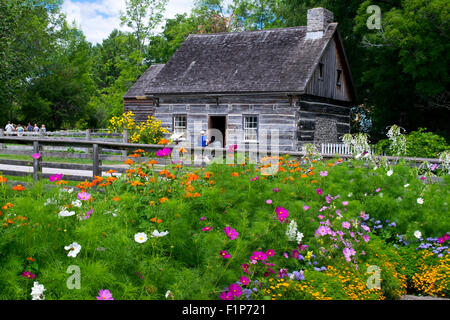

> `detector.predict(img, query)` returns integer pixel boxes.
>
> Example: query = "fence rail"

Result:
[0,136,443,182]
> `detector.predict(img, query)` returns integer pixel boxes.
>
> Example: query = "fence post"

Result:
[33,141,42,181]
[39,128,45,137]
[86,129,91,141]
[122,129,128,157]
[0,129,3,150]
[92,143,102,178]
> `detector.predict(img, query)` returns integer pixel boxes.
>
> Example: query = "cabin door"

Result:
[208,115,227,147]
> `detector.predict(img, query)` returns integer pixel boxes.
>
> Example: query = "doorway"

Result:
[208,115,226,146]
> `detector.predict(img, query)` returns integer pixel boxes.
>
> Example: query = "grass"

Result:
[0,152,449,300]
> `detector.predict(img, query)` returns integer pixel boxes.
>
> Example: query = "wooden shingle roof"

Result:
[124,63,165,99]
[144,23,342,95]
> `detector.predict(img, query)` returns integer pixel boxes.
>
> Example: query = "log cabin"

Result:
[124,7,356,151]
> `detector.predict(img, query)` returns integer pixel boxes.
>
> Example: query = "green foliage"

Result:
[376,128,449,158]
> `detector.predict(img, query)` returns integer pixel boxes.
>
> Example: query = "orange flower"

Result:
[150,217,163,224]
[308,171,315,176]
[178,147,187,154]
[106,169,117,174]
[205,172,214,179]
[301,174,308,178]
[147,160,158,165]
[2,203,13,210]
[232,172,239,177]
[311,180,318,184]
[158,138,170,145]
[129,153,141,158]
[159,197,169,203]
[134,149,145,153]
[112,197,121,202]
[12,185,25,191]
[192,192,201,198]
[131,181,144,186]
[55,180,68,185]
[106,176,117,183]
[0,176,7,183]
[124,159,134,165]
[187,173,198,182]
[328,163,335,167]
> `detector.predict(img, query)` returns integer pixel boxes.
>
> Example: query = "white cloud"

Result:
[61,0,195,44]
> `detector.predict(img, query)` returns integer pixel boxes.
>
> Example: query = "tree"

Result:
[120,0,168,56]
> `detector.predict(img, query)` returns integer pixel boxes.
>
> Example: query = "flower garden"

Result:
[0,146,449,300]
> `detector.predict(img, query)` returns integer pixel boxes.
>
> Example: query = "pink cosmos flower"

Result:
[342,247,356,262]
[316,189,323,195]
[320,171,328,177]
[228,284,242,298]
[227,145,238,153]
[275,206,289,223]
[375,188,381,193]
[251,251,267,261]
[224,226,239,240]
[318,215,324,220]
[220,291,234,300]
[201,226,212,232]
[278,268,288,278]
[220,250,231,259]
[315,225,331,236]
[444,233,450,241]
[22,271,36,279]
[265,249,275,257]
[32,153,41,160]
[83,209,93,220]
[362,235,370,242]
[266,199,272,204]
[49,174,63,182]
[96,289,114,300]
[241,264,250,274]
[77,191,91,201]
[342,222,350,229]
[303,205,309,211]
[342,201,349,206]
[283,252,289,259]
[200,216,207,221]
[156,148,172,157]
[272,188,280,192]
[240,276,249,286]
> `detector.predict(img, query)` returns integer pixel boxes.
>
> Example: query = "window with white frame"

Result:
[244,116,258,142]
[173,115,187,137]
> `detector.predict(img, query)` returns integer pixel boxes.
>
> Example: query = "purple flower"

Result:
[250,176,259,181]
[272,188,280,192]
[303,205,309,211]
[32,153,41,160]
[342,201,349,206]
[376,188,381,193]
[220,250,231,259]
[278,268,288,278]
[96,289,114,300]
[315,225,331,236]
[224,226,239,240]
[316,189,323,195]
[362,235,370,242]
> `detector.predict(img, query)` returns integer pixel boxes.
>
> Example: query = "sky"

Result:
[61,0,197,44]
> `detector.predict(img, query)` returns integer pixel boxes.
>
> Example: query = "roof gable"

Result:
[144,24,341,95]
[124,64,165,99]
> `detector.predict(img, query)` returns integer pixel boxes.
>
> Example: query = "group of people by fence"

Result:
[4,122,46,136]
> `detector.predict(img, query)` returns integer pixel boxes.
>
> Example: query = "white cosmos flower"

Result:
[134,232,148,243]
[414,230,422,239]
[31,281,46,300]
[44,198,56,206]
[165,290,172,299]
[58,209,76,217]
[404,184,410,188]
[417,198,424,204]
[151,230,169,238]
[64,242,81,258]
[387,169,393,176]
[71,200,82,208]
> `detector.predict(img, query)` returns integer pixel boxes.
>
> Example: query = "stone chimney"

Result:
[306,7,334,40]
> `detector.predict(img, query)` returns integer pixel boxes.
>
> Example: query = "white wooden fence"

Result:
[319,143,378,155]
